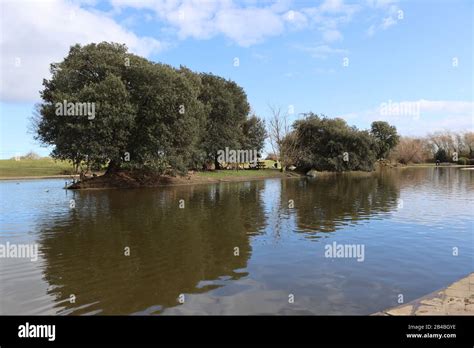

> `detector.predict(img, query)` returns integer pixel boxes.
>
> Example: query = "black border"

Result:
[0,315,473,346]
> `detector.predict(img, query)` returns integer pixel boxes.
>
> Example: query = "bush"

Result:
[291,114,378,172]
[457,157,469,165]
[435,148,448,162]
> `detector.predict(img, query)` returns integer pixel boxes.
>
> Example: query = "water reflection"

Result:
[1,168,472,315]
[281,171,399,235]
[37,183,266,314]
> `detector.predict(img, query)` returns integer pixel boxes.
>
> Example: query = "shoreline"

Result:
[374,273,474,315]
[0,174,79,181]
[1,164,472,184]
[65,170,303,190]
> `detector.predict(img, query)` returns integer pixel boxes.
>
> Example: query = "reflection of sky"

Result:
[1,170,473,315]
[0,180,69,314]
[390,182,473,228]
[242,169,473,314]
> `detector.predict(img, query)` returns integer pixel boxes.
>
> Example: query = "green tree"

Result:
[125,62,206,174]
[370,121,400,159]
[34,42,206,175]
[198,73,250,169]
[435,148,448,162]
[34,42,266,175]
[241,115,267,153]
[292,113,377,172]
[35,43,136,173]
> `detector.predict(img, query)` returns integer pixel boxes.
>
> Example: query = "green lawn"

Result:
[0,158,75,177]
[196,169,283,179]
[402,163,469,168]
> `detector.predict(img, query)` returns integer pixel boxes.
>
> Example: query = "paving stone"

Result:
[386,305,413,315]
[415,305,445,315]
[376,273,474,316]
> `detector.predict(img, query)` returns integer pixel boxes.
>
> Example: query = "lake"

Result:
[0,167,472,315]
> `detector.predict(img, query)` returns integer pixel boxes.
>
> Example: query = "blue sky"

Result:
[0,0,472,158]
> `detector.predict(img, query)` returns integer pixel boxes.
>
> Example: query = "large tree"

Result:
[35,43,136,173]
[241,114,267,153]
[291,113,377,172]
[34,42,206,175]
[267,105,294,171]
[124,62,206,174]
[198,73,250,169]
[389,137,429,164]
[370,121,400,159]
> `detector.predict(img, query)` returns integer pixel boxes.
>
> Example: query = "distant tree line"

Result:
[34,42,469,176]
[269,109,400,172]
[269,109,473,171]
[33,42,266,175]
[389,131,474,165]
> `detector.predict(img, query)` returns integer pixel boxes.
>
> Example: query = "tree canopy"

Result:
[34,42,402,176]
[34,42,266,174]
[289,114,377,172]
[370,121,400,159]
[280,114,399,172]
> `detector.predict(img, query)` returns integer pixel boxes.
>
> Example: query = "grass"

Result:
[2,158,469,179]
[0,158,75,177]
[0,157,284,180]
[401,163,470,168]
[196,168,284,179]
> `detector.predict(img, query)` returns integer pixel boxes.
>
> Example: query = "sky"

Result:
[0,0,473,158]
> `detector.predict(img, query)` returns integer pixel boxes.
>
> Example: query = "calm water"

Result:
[0,168,472,315]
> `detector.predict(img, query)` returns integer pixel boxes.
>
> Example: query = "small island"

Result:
[28,42,435,190]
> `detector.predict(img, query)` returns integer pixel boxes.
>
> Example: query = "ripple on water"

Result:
[0,168,472,315]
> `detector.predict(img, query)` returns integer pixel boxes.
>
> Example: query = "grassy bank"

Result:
[399,163,471,168]
[68,169,299,189]
[2,158,470,180]
[0,158,75,178]
[196,168,283,179]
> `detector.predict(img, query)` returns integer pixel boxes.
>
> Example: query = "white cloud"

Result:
[322,29,343,42]
[252,52,269,63]
[107,0,401,58]
[0,0,413,102]
[215,7,284,47]
[0,0,164,102]
[294,44,348,59]
[365,0,399,9]
[381,16,397,29]
[365,0,402,36]
[320,0,344,13]
[111,0,362,48]
[336,100,474,136]
[283,10,308,30]
[319,0,359,16]
[112,0,287,46]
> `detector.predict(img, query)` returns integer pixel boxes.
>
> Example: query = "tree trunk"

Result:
[214,154,221,170]
[279,156,286,172]
[106,160,120,175]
